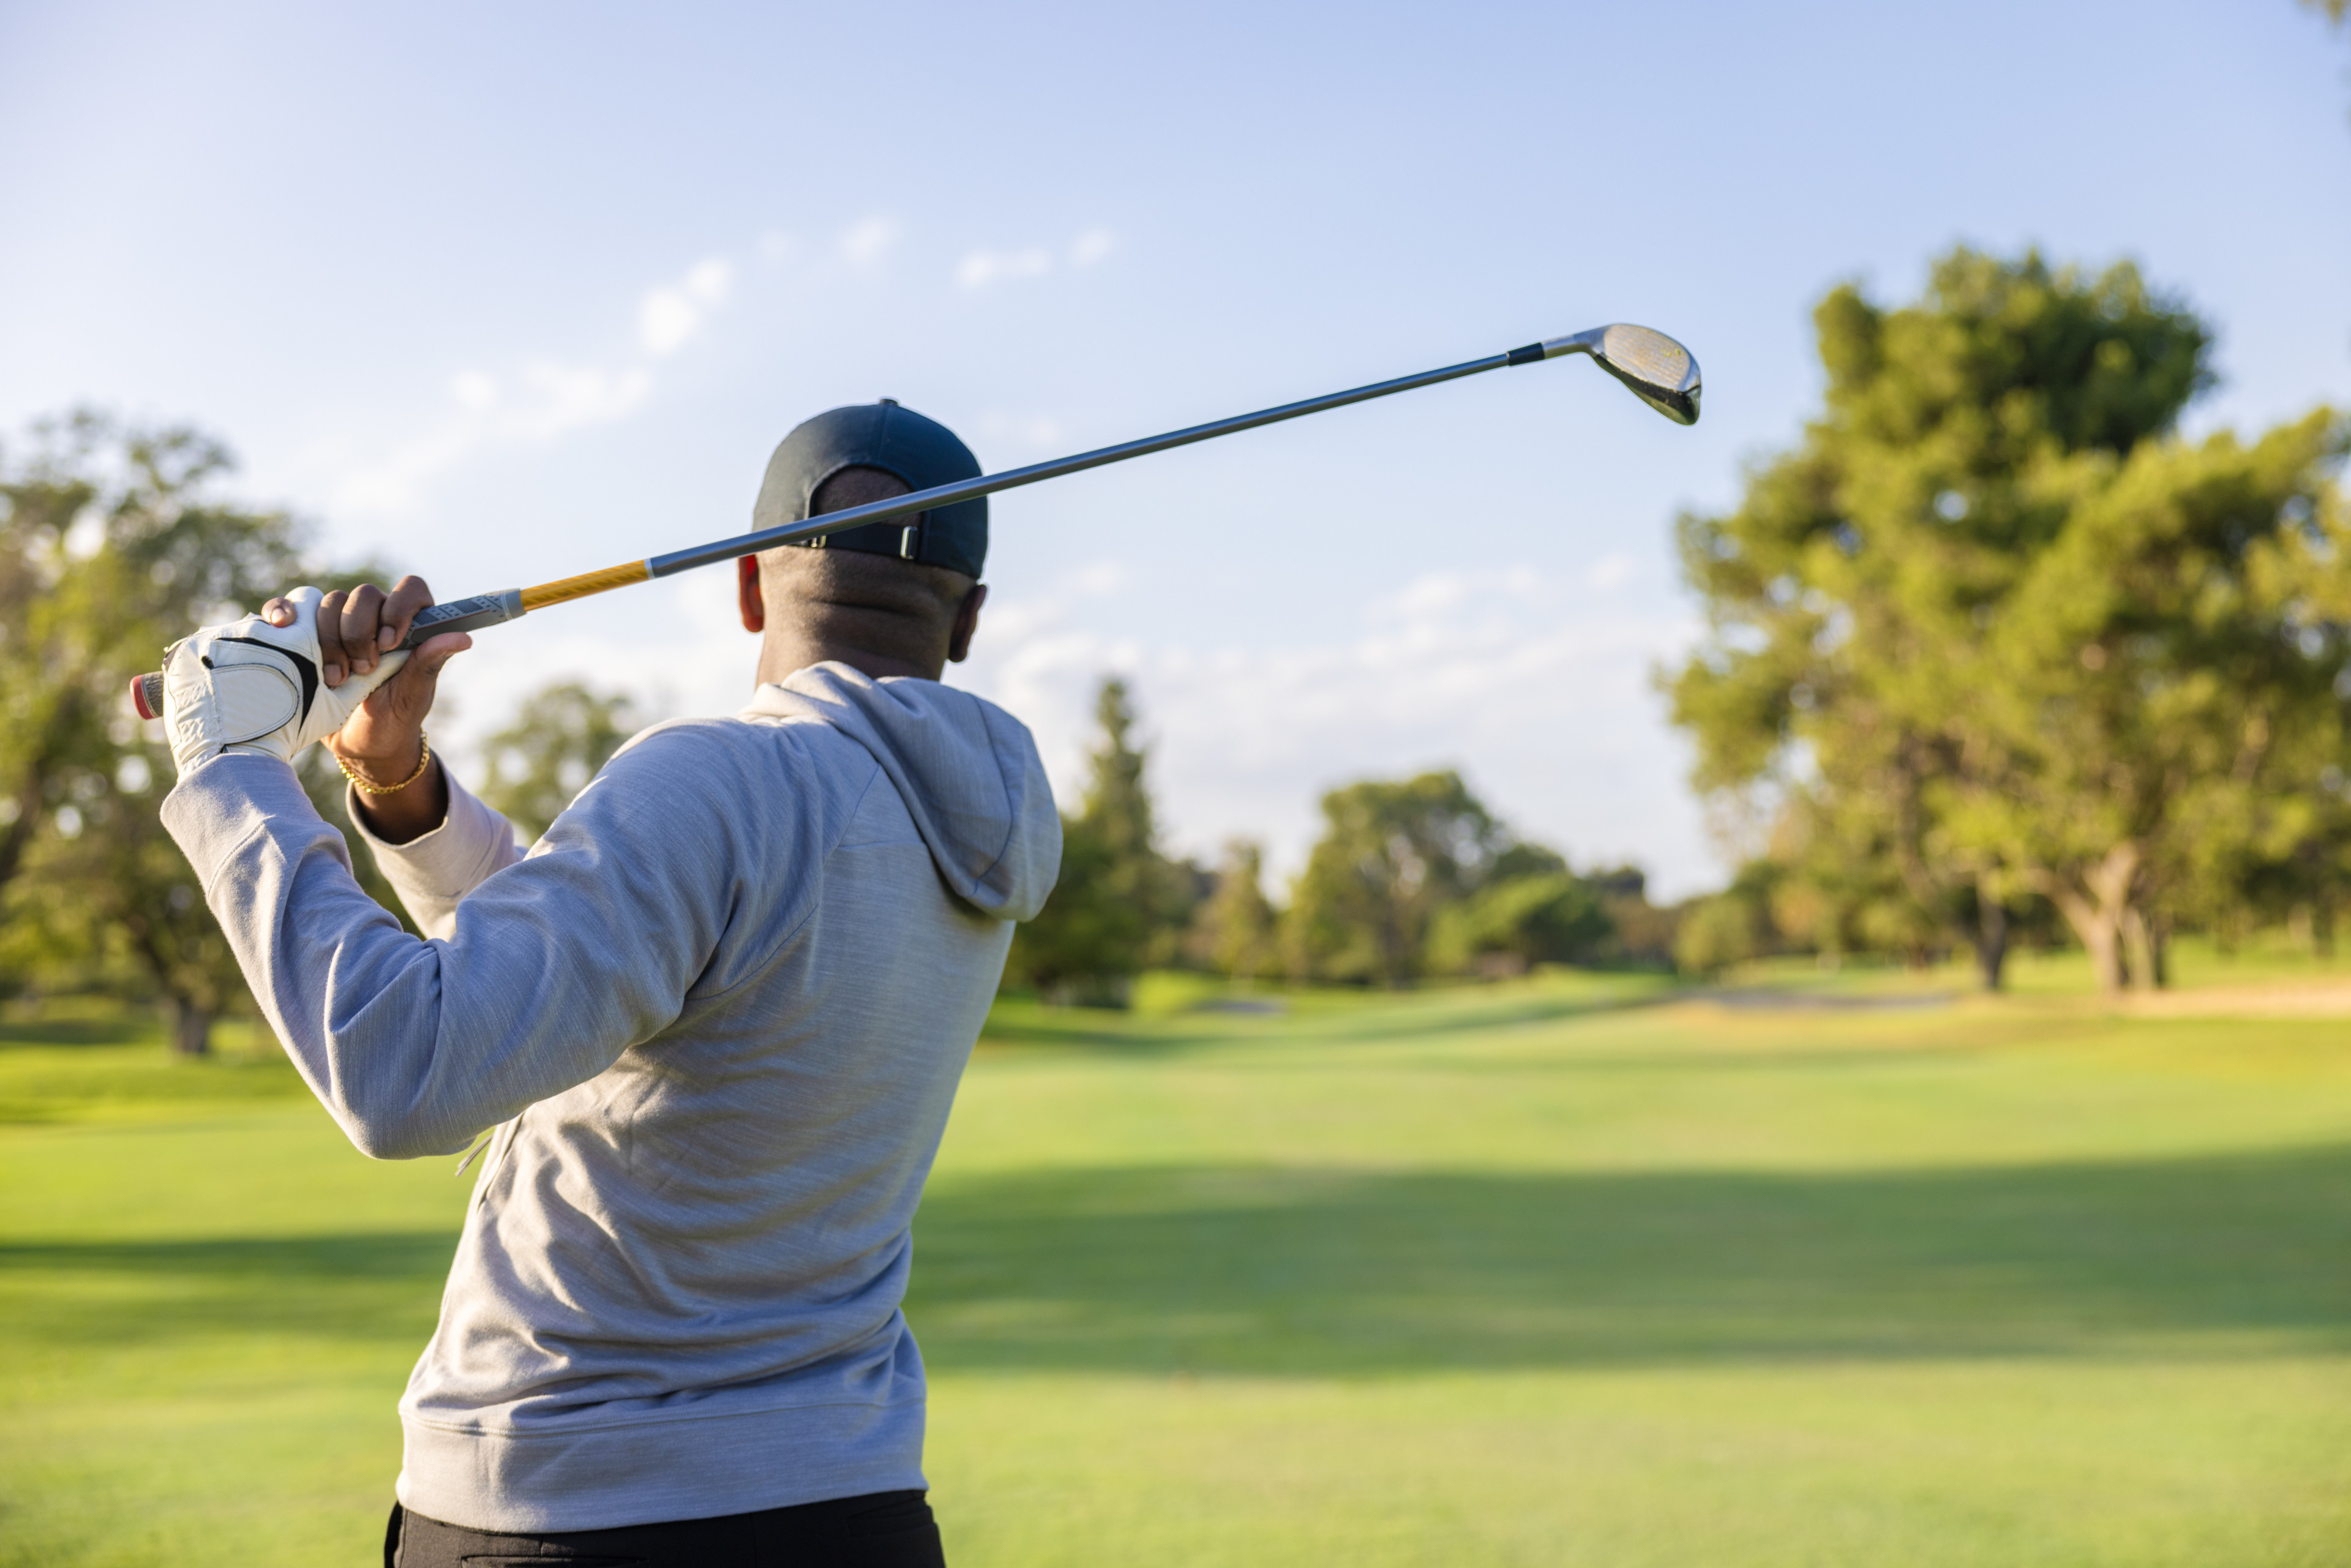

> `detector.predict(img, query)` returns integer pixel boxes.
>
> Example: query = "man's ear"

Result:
[737,556,765,633]
[946,583,988,664]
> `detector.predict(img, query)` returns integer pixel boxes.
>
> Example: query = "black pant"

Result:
[384,1490,944,1567]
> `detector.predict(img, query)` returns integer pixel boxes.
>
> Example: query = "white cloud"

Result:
[449,370,498,411]
[640,293,697,356]
[1586,551,1636,591]
[975,410,1067,451]
[956,246,1054,290]
[957,229,1119,291]
[1063,560,1129,596]
[330,360,653,517]
[683,258,731,302]
[311,219,1129,538]
[638,255,734,356]
[322,250,732,517]
[328,422,484,518]
[504,362,651,439]
[951,565,1712,895]
[838,216,901,265]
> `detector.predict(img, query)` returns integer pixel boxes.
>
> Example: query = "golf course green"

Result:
[7,959,2351,1565]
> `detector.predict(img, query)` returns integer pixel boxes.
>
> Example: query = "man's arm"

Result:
[163,730,741,1160]
[157,582,730,1158]
[347,767,523,940]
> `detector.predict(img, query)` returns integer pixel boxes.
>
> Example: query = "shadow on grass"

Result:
[1369,1043,1997,1076]
[15,1145,2348,1377]
[0,1231,458,1343]
[1704,988,1956,1012]
[0,1047,307,1123]
[980,981,1678,1056]
[906,1144,2351,1375]
[978,1017,1245,1052]
[0,1017,157,1048]
[1273,986,1678,1045]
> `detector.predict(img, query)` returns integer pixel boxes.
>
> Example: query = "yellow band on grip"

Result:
[518,560,652,612]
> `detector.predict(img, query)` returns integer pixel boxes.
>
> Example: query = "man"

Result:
[156,402,1060,1567]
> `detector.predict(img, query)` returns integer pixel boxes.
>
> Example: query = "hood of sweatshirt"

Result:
[741,662,1060,922]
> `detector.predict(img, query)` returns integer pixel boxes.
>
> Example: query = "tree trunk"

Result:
[0,754,51,902]
[2036,842,2139,996]
[2121,906,2161,992]
[2080,913,2127,994]
[1973,879,2009,992]
[165,997,212,1056]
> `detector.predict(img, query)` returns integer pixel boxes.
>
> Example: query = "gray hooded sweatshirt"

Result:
[159,663,1060,1533]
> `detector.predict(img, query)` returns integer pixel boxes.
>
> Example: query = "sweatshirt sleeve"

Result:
[345,767,523,940]
[161,738,749,1160]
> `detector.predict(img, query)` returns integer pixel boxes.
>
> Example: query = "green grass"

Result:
[7,973,2351,1564]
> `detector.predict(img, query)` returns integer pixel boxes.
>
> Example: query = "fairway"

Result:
[7,972,2351,1565]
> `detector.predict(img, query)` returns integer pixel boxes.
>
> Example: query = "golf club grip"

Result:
[125,589,532,719]
[397,588,529,650]
[130,671,164,722]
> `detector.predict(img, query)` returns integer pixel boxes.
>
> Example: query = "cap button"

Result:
[879,398,899,407]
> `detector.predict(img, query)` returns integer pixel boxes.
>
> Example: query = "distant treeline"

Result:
[999,679,1679,1005]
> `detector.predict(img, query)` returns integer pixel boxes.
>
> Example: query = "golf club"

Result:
[131,323,1700,719]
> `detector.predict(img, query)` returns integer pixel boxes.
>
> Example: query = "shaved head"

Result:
[746,465,984,683]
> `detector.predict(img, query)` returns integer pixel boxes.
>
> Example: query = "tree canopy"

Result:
[1005,678,1198,1002]
[1670,248,2349,991]
[479,681,640,842]
[0,412,408,1049]
[1282,771,1502,986]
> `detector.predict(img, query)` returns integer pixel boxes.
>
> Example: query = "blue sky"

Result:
[3,0,2345,895]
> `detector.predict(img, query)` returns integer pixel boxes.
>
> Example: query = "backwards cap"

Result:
[751,400,987,579]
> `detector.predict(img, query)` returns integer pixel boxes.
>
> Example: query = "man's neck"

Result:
[755,631,940,688]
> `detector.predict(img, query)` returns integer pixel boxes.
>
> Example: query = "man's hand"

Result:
[258,579,472,845]
[161,583,412,778]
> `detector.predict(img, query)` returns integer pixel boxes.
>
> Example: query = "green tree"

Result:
[1283,770,1502,986]
[1190,838,1278,981]
[1586,865,1682,969]
[0,410,407,1050]
[1673,863,1785,978]
[1426,866,1612,977]
[1005,678,1191,1003]
[1670,248,2348,992]
[479,681,640,842]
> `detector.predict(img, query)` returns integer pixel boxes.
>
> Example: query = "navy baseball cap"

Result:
[750,400,987,579]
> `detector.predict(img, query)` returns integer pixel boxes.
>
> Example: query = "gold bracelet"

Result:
[335,732,432,797]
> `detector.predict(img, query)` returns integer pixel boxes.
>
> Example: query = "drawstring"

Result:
[455,1128,497,1177]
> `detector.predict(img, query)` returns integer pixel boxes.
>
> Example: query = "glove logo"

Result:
[211,636,320,730]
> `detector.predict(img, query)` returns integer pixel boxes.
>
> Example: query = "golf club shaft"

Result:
[392,342,1551,649]
[133,323,1692,718]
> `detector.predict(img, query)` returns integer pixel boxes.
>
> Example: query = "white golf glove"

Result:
[162,585,408,778]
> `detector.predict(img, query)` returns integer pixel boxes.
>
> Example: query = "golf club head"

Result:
[1543,324,1702,425]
